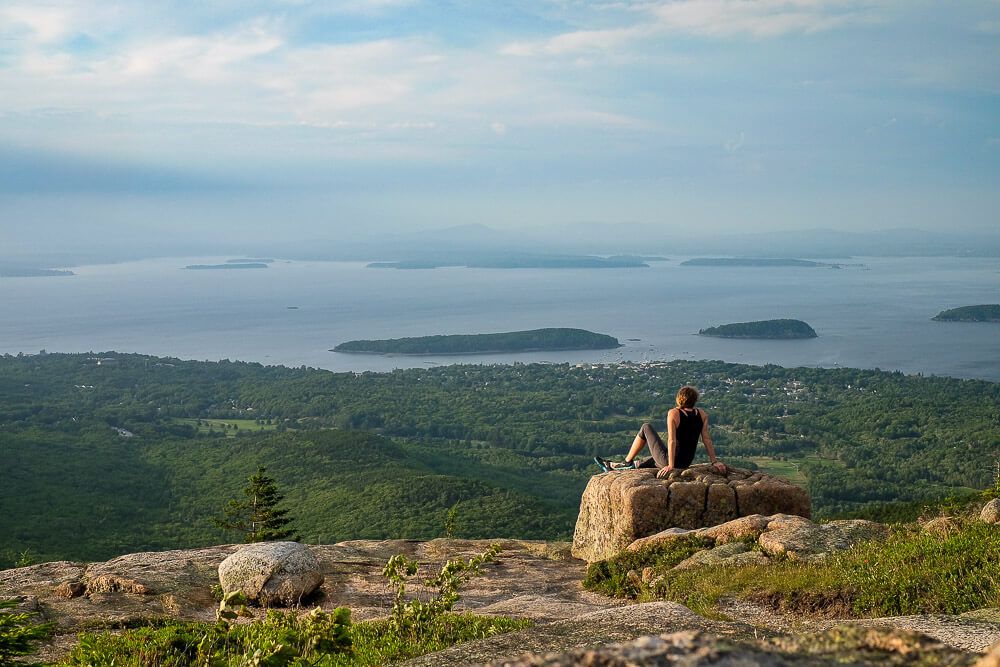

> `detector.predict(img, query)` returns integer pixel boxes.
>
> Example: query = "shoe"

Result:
[594,456,611,472]
[609,460,637,471]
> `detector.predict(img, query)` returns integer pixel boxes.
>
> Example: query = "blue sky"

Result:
[1,0,998,252]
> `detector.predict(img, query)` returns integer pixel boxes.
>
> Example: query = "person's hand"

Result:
[656,466,673,479]
[711,461,728,474]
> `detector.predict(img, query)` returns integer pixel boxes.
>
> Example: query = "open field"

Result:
[174,418,279,437]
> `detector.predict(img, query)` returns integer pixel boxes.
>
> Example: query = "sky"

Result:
[1,0,998,255]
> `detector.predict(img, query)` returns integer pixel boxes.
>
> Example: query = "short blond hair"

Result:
[676,386,699,408]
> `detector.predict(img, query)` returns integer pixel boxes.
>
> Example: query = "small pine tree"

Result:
[215,466,298,542]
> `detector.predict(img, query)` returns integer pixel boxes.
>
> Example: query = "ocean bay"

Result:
[2,255,998,381]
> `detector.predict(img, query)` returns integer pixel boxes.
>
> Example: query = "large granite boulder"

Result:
[572,465,810,562]
[218,541,323,606]
[982,499,1000,525]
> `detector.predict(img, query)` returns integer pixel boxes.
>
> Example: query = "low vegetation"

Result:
[0,598,54,664]
[583,518,1000,619]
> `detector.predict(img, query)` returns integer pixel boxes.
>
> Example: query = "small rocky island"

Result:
[333,327,622,355]
[699,319,818,339]
[932,304,1000,322]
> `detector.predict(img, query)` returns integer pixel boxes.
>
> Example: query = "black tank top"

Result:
[674,408,703,469]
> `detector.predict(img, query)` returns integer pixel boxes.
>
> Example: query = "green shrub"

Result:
[383,544,501,641]
[62,611,528,666]
[63,606,352,666]
[0,598,54,664]
[345,613,531,665]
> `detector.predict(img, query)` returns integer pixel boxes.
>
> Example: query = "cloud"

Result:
[111,20,283,79]
[501,26,644,57]
[0,5,74,43]
[649,0,876,38]
[502,0,881,57]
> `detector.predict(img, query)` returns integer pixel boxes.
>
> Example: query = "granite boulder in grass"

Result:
[218,541,323,606]
[572,465,810,562]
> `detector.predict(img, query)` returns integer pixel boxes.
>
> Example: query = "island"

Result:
[932,305,1000,322]
[682,258,829,267]
[332,328,622,355]
[226,258,275,264]
[184,263,269,270]
[367,255,648,269]
[367,261,459,270]
[698,319,818,339]
[0,267,74,277]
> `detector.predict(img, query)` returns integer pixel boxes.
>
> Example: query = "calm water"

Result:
[1,256,998,381]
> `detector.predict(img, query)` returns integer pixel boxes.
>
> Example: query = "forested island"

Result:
[932,304,1000,322]
[333,328,622,354]
[1,352,997,567]
[682,258,841,268]
[699,319,818,339]
[184,263,269,270]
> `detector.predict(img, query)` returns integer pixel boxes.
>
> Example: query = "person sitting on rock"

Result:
[595,385,726,478]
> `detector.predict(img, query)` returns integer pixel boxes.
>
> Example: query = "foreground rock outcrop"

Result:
[573,465,811,562]
[1,538,997,664]
[485,627,983,667]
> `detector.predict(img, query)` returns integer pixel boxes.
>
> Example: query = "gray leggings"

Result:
[634,422,670,468]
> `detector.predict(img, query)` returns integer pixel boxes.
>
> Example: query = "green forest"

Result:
[1,352,997,567]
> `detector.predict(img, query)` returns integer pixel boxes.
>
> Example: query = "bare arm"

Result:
[665,408,679,468]
[699,409,726,472]
[657,409,680,478]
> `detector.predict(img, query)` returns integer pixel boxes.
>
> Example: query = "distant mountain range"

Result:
[4,225,998,269]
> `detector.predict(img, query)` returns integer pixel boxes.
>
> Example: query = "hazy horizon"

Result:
[2,0,998,258]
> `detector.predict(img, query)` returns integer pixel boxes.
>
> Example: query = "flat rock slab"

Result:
[401,602,759,666]
[573,465,811,562]
[480,627,980,667]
